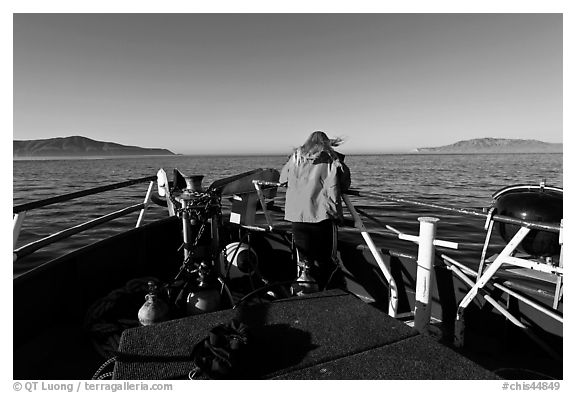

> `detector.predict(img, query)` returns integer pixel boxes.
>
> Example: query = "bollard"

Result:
[413,217,439,334]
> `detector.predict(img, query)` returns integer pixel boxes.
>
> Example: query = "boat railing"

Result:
[253,180,404,318]
[351,188,563,360]
[352,190,562,233]
[254,180,563,359]
[13,176,156,263]
[15,174,563,358]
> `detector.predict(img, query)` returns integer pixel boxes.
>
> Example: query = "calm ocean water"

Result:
[13,154,563,277]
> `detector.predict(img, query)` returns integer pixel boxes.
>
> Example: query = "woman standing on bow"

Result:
[280,131,351,295]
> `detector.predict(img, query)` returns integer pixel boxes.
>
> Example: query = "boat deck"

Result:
[13,209,562,380]
[113,290,498,380]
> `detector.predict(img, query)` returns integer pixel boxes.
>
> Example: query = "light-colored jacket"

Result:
[280,149,351,223]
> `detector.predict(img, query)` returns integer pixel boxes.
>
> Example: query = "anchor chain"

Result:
[173,190,222,279]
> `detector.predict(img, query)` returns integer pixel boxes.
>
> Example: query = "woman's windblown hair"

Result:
[294,131,343,163]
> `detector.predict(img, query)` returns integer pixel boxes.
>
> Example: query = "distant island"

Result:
[13,136,175,158]
[415,138,562,154]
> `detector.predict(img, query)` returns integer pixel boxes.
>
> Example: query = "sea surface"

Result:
[13,153,563,277]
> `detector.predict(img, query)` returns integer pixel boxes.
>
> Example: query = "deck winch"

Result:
[140,167,282,323]
[492,183,563,258]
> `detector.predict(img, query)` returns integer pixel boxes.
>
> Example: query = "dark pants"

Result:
[291,220,341,289]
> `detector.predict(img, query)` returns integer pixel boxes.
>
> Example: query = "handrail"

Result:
[13,175,157,262]
[351,190,561,233]
[249,183,561,233]
[443,255,561,360]
[13,175,156,214]
[441,254,563,323]
[253,180,401,317]
[13,202,145,261]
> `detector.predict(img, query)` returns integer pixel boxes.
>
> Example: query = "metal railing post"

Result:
[454,226,531,348]
[342,194,399,317]
[13,212,27,248]
[136,181,154,228]
[443,257,560,360]
[553,219,563,310]
[413,217,439,334]
[13,212,27,261]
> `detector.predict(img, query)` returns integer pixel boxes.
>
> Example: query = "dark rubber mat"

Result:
[113,290,495,379]
[275,334,498,379]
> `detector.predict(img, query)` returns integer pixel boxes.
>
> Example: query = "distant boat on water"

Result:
[13,135,175,158]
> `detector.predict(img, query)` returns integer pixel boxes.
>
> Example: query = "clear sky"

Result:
[13,13,562,155]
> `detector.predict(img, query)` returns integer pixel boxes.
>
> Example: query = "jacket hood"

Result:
[294,148,342,163]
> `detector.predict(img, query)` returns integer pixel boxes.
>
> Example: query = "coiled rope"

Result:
[91,356,117,380]
[84,277,159,359]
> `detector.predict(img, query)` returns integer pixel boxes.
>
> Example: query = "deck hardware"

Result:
[172,189,219,282]
[156,168,176,216]
[387,223,459,251]
[387,217,458,334]
[539,178,546,190]
[413,217,439,334]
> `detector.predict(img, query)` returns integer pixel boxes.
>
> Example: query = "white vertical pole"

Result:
[181,207,192,262]
[13,212,27,249]
[342,194,399,317]
[136,181,154,228]
[413,217,439,334]
[13,211,27,261]
[553,219,563,309]
[157,168,176,216]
